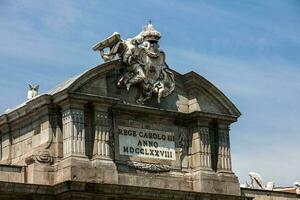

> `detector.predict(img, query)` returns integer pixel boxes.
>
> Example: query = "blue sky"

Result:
[0,0,299,186]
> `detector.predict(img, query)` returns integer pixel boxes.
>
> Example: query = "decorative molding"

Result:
[218,128,231,171]
[62,109,84,124]
[94,111,112,157]
[35,151,53,164]
[198,127,209,135]
[62,109,85,156]
[126,161,171,172]
[25,151,53,165]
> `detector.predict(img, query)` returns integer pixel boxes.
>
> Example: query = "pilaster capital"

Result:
[59,99,88,112]
[191,118,212,128]
[62,109,84,124]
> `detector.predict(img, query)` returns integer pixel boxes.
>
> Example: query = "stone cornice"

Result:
[0,94,52,128]
[0,181,250,199]
[62,92,238,123]
[111,101,238,123]
[183,71,241,117]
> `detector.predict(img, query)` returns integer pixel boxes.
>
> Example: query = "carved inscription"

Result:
[118,126,175,160]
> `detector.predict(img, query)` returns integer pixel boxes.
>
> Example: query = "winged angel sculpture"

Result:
[92,22,175,104]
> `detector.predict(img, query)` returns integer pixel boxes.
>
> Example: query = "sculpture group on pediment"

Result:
[93,22,175,104]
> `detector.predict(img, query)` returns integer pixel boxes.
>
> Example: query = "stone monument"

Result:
[0,23,248,199]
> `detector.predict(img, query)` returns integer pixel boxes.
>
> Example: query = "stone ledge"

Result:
[241,188,300,198]
[0,181,250,200]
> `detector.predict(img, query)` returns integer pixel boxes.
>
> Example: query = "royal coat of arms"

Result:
[92,22,175,104]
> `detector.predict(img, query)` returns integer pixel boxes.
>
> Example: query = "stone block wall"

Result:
[0,165,25,183]
[0,62,243,196]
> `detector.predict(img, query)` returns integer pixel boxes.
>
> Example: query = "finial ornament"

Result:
[141,22,161,42]
[92,23,175,104]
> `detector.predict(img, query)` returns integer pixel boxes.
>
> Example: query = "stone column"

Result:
[92,111,111,159]
[62,109,86,157]
[217,124,232,172]
[190,120,212,170]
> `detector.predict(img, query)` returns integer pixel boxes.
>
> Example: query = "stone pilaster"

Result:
[0,124,12,164]
[93,111,111,159]
[217,124,232,172]
[192,120,240,194]
[190,120,212,170]
[0,133,10,162]
[62,109,85,157]
[49,107,63,159]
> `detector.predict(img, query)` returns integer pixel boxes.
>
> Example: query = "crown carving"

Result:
[141,22,161,41]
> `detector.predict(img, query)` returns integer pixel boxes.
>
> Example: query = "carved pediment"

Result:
[47,22,241,118]
[55,60,240,117]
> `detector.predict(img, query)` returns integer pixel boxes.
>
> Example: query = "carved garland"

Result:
[126,161,171,172]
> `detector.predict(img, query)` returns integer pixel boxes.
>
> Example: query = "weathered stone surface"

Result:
[0,165,25,183]
[241,188,300,200]
[0,59,245,198]
[0,181,250,200]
